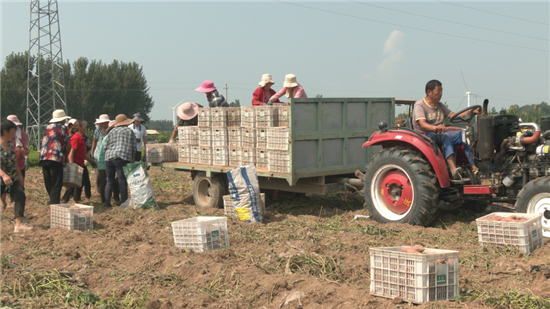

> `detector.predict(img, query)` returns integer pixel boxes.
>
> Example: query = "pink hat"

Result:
[108,120,116,128]
[195,80,217,93]
[94,114,111,124]
[7,115,22,126]
[177,102,199,120]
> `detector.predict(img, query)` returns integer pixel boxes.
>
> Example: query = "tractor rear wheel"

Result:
[515,177,550,238]
[362,147,439,226]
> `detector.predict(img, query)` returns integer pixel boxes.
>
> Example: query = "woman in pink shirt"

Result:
[268,74,307,104]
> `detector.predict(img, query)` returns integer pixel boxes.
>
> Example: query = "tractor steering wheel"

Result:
[449,105,482,124]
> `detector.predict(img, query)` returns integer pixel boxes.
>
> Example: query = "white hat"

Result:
[94,114,111,124]
[283,74,298,88]
[49,109,71,123]
[68,118,77,125]
[258,74,275,87]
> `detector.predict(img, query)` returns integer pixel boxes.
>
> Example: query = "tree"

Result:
[148,120,173,131]
[315,94,323,98]
[229,99,240,107]
[0,52,29,121]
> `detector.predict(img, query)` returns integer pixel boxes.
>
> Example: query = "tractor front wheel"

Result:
[515,177,550,238]
[362,147,439,226]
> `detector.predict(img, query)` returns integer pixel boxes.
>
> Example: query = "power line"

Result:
[437,0,550,26]
[274,0,548,53]
[351,1,548,42]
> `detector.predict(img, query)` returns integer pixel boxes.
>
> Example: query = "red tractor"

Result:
[362,99,550,238]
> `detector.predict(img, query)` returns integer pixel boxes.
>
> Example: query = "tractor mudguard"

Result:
[363,130,451,188]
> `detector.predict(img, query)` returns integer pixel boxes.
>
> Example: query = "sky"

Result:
[1,0,549,122]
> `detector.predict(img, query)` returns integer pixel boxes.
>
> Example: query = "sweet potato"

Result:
[411,245,425,253]
[404,248,422,254]
[69,205,79,209]
[436,259,447,264]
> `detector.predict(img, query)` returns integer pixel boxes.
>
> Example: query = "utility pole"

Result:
[224,83,228,102]
[26,0,68,150]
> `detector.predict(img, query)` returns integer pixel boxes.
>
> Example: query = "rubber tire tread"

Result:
[362,147,439,226]
[514,176,550,213]
[193,173,225,208]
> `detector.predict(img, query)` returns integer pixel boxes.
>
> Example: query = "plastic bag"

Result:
[122,161,158,210]
[226,164,262,223]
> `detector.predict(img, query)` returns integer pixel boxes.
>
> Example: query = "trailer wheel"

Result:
[362,147,439,226]
[515,177,550,238]
[193,173,225,208]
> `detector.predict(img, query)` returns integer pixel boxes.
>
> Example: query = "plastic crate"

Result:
[241,107,256,128]
[178,126,199,145]
[267,128,290,150]
[212,128,228,147]
[178,145,191,163]
[268,150,291,173]
[256,128,268,148]
[277,106,290,127]
[241,128,256,148]
[229,148,242,166]
[198,127,212,146]
[241,148,256,166]
[476,212,544,254]
[211,108,228,127]
[256,149,269,170]
[50,203,93,231]
[171,217,230,252]
[163,143,179,162]
[190,146,201,164]
[199,146,212,165]
[63,163,83,188]
[255,106,278,127]
[198,109,211,127]
[212,147,229,166]
[146,145,163,163]
[228,127,242,147]
[227,107,241,127]
[370,246,459,304]
[223,193,266,218]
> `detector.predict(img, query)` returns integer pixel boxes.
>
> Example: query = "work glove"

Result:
[266,100,273,106]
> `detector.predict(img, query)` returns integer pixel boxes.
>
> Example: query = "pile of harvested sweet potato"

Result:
[401,245,425,254]
[479,215,527,222]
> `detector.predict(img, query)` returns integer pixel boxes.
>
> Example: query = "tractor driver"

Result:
[413,79,479,181]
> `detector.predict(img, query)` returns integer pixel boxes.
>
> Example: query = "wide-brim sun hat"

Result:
[283,74,298,88]
[50,109,71,123]
[133,113,144,122]
[177,102,199,120]
[195,80,217,93]
[114,114,134,127]
[68,118,77,125]
[94,114,111,124]
[258,74,275,87]
[7,115,22,126]
[108,120,116,128]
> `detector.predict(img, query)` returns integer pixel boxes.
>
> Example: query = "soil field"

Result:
[1,167,550,309]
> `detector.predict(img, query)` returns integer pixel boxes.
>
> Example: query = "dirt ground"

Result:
[1,167,550,309]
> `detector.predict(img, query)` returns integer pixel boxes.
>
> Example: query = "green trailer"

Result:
[149,97,400,208]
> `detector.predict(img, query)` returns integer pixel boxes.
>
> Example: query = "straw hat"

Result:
[283,74,298,88]
[49,109,71,123]
[94,114,111,124]
[177,102,199,120]
[258,74,275,87]
[195,80,217,93]
[7,115,22,126]
[114,114,134,127]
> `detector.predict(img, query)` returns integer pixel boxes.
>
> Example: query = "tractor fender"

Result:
[363,131,451,188]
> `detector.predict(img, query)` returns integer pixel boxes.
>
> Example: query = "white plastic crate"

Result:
[370,246,459,304]
[190,146,201,164]
[267,128,290,150]
[223,193,266,218]
[256,149,269,170]
[228,127,242,147]
[277,106,290,127]
[476,212,544,254]
[199,146,212,165]
[229,148,241,166]
[241,107,256,128]
[63,163,83,188]
[163,143,179,162]
[212,128,228,147]
[227,107,241,127]
[256,128,268,148]
[146,145,163,163]
[241,128,256,148]
[212,147,229,166]
[268,150,291,173]
[198,108,211,127]
[211,108,228,127]
[198,127,212,146]
[50,203,93,231]
[178,126,199,145]
[241,148,256,166]
[171,217,229,252]
[255,106,278,127]
[178,145,191,163]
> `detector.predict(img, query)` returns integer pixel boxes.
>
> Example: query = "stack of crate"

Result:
[147,143,178,163]
[178,126,199,163]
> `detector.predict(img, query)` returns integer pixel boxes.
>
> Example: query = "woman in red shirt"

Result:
[252,74,280,106]
[62,120,92,203]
